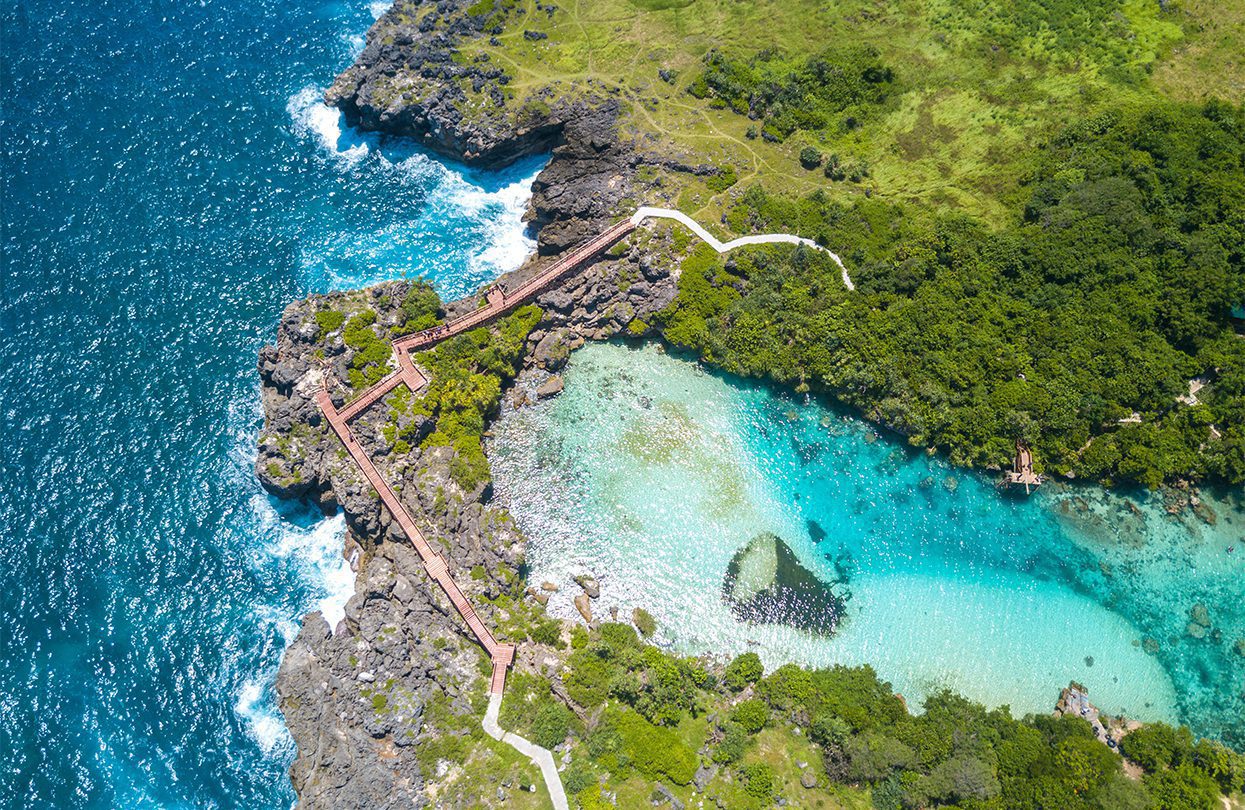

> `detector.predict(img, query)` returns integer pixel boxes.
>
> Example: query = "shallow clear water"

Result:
[1,0,539,804]
[491,342,1245,744]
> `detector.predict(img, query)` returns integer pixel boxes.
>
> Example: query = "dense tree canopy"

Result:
[656,101,1245,486]
[539,624,1244,810]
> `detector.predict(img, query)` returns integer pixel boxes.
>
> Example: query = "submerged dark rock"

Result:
[721,532,844,636]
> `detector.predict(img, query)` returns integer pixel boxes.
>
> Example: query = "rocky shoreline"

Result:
[258,0,683,792]
[325,0,638,255]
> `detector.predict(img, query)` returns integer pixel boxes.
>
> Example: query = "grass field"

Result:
[456,0,1232,226]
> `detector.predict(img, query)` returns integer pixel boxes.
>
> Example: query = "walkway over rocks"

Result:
[314,209,854,809]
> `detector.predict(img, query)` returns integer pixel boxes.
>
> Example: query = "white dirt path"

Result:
[483,694,569,810]
[632,206,855,290]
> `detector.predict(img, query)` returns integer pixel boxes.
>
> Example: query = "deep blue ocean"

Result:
[0,0,541,804]
[5,0,1245,805]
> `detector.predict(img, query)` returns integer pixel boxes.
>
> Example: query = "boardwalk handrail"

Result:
[393,218,636,353]
[310,220,644,810]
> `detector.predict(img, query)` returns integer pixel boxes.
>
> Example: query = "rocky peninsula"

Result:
[258,5,684,800]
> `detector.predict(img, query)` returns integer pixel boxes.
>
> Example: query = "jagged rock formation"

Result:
[256,0,718,800]
[325,0,634,254]
[259,287,530,808]
[260,239,680,804]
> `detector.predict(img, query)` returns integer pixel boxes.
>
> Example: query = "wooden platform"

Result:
[1005,443,1041,494]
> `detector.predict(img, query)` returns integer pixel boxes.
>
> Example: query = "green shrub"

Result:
[712,721,749,764]
[314,309,346,336]
[731,699,768,734]
[606,708,698,785]
[531,701,572,749]
[740,762,775,799]
[1145,764,1221,810]
[694,46,895,140]
[1191,738,1245,794]
[844,731,917,783]
[396,282,441,335]
[706,164,738,192]
[1122,722,1195,772]
[575,784,611,810]
[632,608,657,637]
[757,663,814,709]
[529,618,564,648]
[562,758,596,795]
[722,652,763,691]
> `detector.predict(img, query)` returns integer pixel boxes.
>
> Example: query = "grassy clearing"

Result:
[457,0,1223,225]
[1152,0,1245,101]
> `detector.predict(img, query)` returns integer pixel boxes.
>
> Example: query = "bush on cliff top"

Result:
[415,304,541,490]
[552,621,1241,807]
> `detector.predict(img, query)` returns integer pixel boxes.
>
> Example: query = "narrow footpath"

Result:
[315,208,854,808]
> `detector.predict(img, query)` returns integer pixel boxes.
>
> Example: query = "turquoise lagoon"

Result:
[489,342,1245,743]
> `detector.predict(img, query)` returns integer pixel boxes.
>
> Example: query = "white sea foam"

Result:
[370,0,392,19]
[263,507,353,627]
[286,84,544,293]
[235,606,302,756]
[287,87,371,163]
[235,671,291,755]
[441,164,542,278]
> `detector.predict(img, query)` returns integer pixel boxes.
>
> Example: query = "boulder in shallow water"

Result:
[535,375,565,400]
[573,574,600,598]
[574,593,593,624]
[721,532,843,636]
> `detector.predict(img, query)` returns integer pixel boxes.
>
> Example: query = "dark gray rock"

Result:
[722,532,845,636]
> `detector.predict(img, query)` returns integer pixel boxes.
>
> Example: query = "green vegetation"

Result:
[631,607,656,637]
[342,309,392,389]
[543,625,1243,809]
[412,304,542,489]
[393,282,441,336]
[499,671,576,749]
[722,651,764,691]
[449,0,1239,224]
[314,308,346,337]
[329,282,448,391]
[308,281,539,490]
[405,0,1244,485]
[656,102,1245,486]
[690,45,896,141]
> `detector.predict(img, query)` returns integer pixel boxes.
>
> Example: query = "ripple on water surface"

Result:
[490,342,1245,741]
[2,0,546,801]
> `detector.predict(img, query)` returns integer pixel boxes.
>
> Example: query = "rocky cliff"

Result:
[256,0,719,801]
[258,73,689,806]
[325,0,636,255]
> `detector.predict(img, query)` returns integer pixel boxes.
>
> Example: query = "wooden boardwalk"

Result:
[393,218,636,353]
[316,217,633,698]
[306,209,864,808]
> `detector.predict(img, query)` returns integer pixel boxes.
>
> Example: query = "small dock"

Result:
[1005,443,1041,494]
